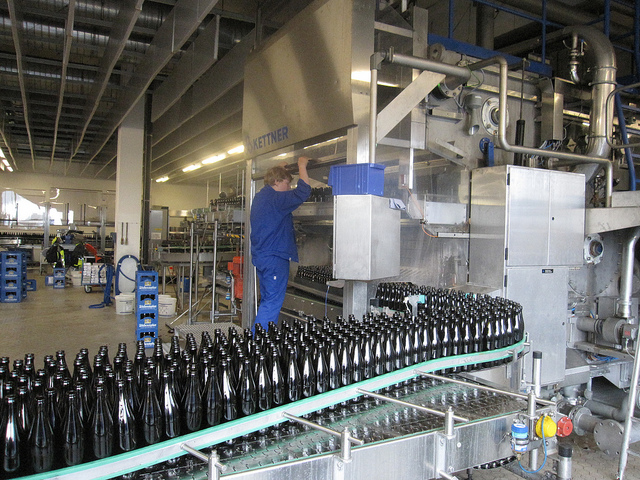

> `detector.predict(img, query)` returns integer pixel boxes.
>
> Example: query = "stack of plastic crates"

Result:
[1,252,27,302]
[53,268,66,289]
[136,271,158,347]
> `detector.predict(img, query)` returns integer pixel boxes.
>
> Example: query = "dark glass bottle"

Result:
[286,347,302,403]
[1,395,21,476]
[220,359,237,422]
[351,336,364,383]
[339,340,353,387]
[361,335,374,379]
[183,368,203,432]
[141,377,163,445]
[255,355,272,412]
[61,391,84,467]
[300,346,316,398]
[114,379,137,453]
[373,331,386,375]
[204,364,221,426]
[327,340,340,389]
[16,386,31,442]
[431,322,442,359]
[162,369,181,439]
[314,343,329,393]
[270,351,285,406]
[29,395,54,474]
[89,385,113,460]
[239,358,257,417]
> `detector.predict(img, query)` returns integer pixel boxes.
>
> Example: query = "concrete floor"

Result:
[3,271,640,479]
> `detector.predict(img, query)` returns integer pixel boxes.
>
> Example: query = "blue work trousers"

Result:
[254,256,290,330]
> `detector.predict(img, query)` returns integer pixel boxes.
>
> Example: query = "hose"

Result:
[115,255,141,295]
[89,264,114,309]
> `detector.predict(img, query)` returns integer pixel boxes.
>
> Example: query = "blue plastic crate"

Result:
[136,271,159,290]
[1,266,20,278]
[0,290,21,303]
[1,252,22,265]
[136,328,158,348]
[53,268,66,279]
[53,278,66,289]
[24,279,36,291]
[2,279,19,290]
[328,163,386,196]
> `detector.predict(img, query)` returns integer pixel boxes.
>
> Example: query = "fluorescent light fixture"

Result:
[2,158,9,167]
[277,153,288,157]
[202,153,226,164]
[155,176,169,183]
[582,121,590,127]
[6,166,12,172]
[378,80,399,88]
[227,145,245,155]
[0,147,5,159]
[182,163,202,172]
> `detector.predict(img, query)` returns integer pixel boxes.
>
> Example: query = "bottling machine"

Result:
[27,0,640,479]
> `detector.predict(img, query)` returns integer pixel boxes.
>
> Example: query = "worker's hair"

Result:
[264,166,292,186]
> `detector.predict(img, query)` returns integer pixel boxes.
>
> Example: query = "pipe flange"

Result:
[568,406,592,436]
[584,233,604,264]
[481,97,508,136]
[593,419,624,456]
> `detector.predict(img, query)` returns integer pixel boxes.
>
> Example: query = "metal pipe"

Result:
[557,443,572,480]
[211,220,218,322]
[282,412,364,445]
[469,51,614,207]
[476,4,495,50]
[437,471,459,480]
[369,65,378,163]
[188,221,194,324]
[528,391,538,471]
[386,50,472,83]
[617,226,640,318]
[607,82,640,149]
[420,372,556,406]
[356,388,470,422]
[532,351,542,398]
[568,33,581,84]
[619,329,640,479]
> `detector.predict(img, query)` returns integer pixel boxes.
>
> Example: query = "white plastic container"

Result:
[70,270,83,287]
[159,295,177,316]
[114,293,135,315]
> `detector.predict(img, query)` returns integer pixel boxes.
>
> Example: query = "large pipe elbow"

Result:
[618,226,640,319]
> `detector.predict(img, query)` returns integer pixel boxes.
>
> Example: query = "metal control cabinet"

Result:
[469,165,585,386]
[333,195,400,281]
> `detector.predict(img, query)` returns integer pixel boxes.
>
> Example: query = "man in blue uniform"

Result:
[250,156,311,330]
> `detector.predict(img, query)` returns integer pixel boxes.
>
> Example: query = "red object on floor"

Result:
[227,256,244,300]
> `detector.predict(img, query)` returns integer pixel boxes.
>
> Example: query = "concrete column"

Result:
[115,97,145,293]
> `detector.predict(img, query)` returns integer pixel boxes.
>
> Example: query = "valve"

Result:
[556,416,573,438]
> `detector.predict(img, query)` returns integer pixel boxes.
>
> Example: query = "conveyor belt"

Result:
[25,339,537,480]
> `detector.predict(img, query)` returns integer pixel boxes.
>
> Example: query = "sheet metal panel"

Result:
[242,0,374,157]
[333,195,400,281]
[506,266,568,386]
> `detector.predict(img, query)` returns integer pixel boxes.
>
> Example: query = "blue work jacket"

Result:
[250,179,311,265]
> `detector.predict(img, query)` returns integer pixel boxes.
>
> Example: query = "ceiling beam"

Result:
[71,0,144,164]
[7,0,36,170]
[52,0,75,173]
[80,0,221,174]
[152,30,252,143]
[151,13,221,121]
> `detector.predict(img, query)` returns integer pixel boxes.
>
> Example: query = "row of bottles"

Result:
[210,195,245,208]
[295,265,335,284]
[307,187,333,203]
[0,286,523,476]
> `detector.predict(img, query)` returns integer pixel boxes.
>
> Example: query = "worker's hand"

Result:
[298,156,311,168]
